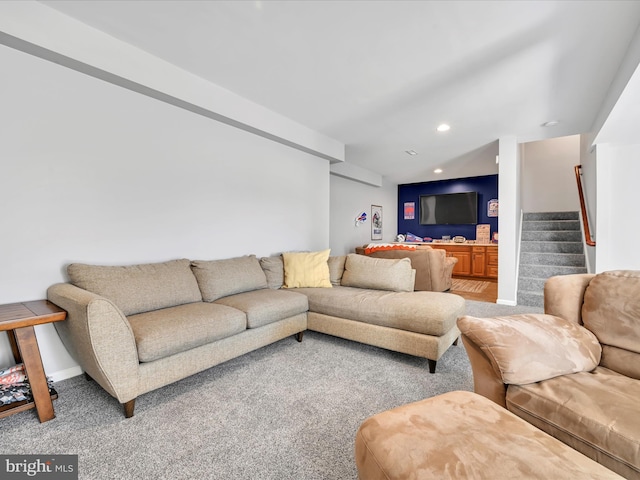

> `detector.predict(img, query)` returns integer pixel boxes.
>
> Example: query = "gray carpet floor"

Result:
[2,300,542,480]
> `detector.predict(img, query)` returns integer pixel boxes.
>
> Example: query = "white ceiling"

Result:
[41,0,640,185]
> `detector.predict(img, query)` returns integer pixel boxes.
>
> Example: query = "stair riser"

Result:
[517,291,545,308]
[520,242,584,254]
[521,231,582,242]
[520,252,585,267]
[523,212,579,221]
[522,220,581,231]
[520,264,587,278]
[518,277,548,292]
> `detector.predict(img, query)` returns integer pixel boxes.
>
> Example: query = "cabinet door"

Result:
[451,251,471,276]
[472,251,486,277]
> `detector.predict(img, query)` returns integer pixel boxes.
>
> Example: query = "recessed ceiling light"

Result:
[436,124,450,132]
[434,168,443,174]
[405,149,418,155]
[541,120,559,127]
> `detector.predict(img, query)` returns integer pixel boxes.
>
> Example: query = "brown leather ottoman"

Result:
[355,390,622,479]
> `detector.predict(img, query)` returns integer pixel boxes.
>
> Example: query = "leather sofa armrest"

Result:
[460,333,507,407]
[544,273,595,324]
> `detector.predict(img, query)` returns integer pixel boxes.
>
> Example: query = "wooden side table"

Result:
[0,300,66,422]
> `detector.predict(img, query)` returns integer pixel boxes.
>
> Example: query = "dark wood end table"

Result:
[0,300,67,422]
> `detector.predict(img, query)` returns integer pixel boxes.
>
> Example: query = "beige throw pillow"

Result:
[282,249,332,288]
[341,254,415,292]
[191,255,268,302]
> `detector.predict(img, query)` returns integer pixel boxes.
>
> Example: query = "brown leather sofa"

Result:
[457,270,640,479]
[354,245,457,292]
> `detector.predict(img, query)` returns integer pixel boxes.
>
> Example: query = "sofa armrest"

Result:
[457,314,601,386]
[544,273,595,324]
[426,248,457,292]
[460,333,508,407]
[47,283,139,403]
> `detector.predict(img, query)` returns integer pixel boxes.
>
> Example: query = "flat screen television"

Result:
[419,192,478,225]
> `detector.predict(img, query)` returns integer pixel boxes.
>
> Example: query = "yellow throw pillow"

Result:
[282,249,332,288]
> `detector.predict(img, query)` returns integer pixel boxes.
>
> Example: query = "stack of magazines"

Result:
[0,363,55,405]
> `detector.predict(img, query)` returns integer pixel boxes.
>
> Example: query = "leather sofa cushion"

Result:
[458,313,601,385]
[297,286,464,336]
[215,289,308,329]
[128,302,246,362]
[507,366,640,479]
[582,270,640,378]
[191,255,268,302]
[356,390,621,480]
[68,259,202,316]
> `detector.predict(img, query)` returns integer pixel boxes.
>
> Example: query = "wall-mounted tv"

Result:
[419,192,478,225]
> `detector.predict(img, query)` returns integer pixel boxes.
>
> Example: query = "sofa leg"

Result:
[453,337,459,346]
[428,359,437,374]
[295,331,304,343]
[123,399,136,418]
[84,372,94,382]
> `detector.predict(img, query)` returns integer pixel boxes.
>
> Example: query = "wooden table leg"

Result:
[13,326,55,422]
[6,330,22,363]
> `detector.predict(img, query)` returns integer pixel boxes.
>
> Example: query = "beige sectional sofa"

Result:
[457,271,640,479]
[48,252,465,418]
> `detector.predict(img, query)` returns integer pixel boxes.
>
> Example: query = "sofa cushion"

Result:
[341,254,415,292]
[297,286,464,336]
[191,255,268,302]
[507,367,640,479]
[128,302,247,362]
[328,255,346,286]
[261,254,345,289]
[458,314,601,385]
[582,270,640,378]
[215,289,308,329]
[260,256,284,289]
[67,259,202,316]
[282,250,332,288]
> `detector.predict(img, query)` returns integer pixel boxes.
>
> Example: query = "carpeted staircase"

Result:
[518,211,587,307]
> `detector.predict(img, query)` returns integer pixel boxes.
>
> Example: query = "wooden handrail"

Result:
[574,165,596,246]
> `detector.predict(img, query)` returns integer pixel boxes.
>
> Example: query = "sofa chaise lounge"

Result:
[48,251,465,418]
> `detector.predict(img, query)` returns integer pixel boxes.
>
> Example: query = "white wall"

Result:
[0,44,330,379]
[594,144,640,272]
[521,135,581,212]
[497,136,521,306]
[329,175,398,255]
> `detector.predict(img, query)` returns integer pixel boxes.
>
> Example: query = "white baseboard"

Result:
[49,366,83,383]
[496,298,517,306]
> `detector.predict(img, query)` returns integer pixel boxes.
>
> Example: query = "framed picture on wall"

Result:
[371,205,383,240]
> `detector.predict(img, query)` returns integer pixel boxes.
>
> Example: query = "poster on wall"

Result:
[487,199,499,217]
[371,205,383,240]
[403,202,415,220]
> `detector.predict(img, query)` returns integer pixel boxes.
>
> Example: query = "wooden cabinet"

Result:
[472,247,486,277]
[431,244,498,280]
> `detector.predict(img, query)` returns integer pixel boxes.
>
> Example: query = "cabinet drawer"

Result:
[486,265,498,278]
[487,252,499,266]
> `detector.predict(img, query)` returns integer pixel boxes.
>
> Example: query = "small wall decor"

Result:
[355,211,367,227]
[371,205,383,240]
[487,199,499,217]
[403,202,415,220]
